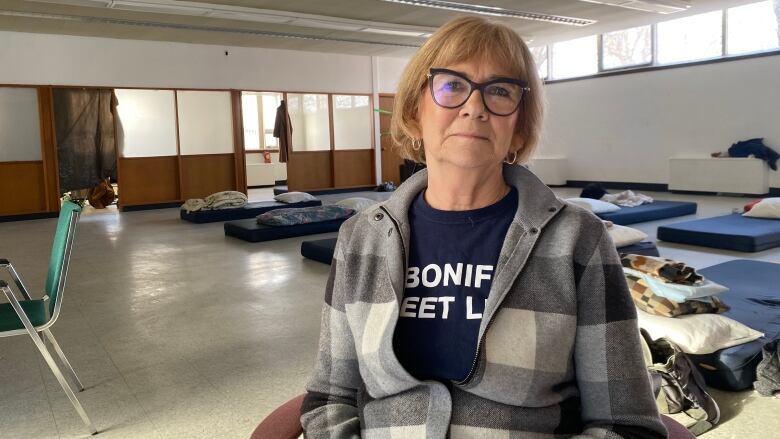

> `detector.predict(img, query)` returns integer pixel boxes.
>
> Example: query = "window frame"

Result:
[538,2,780,84]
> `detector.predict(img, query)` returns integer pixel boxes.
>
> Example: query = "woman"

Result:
[301,16,666,439]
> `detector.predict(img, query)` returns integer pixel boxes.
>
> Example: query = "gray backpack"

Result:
[640,329,720,436]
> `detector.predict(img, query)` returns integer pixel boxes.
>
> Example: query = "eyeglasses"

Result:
[426,68,530,116]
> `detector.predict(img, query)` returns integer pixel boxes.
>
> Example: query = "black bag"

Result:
[375,181,397,192]
[640,329,720,436]
[754,340,780,397]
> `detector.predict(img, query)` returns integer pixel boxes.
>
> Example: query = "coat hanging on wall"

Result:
[273,99,293,163]
[53,88,118,193]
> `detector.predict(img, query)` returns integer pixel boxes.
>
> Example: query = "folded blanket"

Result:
[625,274,729,317]
[601,190,653,207]
[181,191,248,213]
[621,254,702,285]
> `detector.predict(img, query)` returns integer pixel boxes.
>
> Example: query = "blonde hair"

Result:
[391,16,544,165]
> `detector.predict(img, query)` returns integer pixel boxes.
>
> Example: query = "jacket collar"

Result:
[381,163,564,232]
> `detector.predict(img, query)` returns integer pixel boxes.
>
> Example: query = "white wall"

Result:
[541,54,780,187]
[0,31,374,93]
[376,56,409,94]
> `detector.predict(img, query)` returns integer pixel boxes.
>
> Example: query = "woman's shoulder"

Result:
[335,203,391,248]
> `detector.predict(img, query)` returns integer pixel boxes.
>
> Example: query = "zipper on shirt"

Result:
[454,313,494,386]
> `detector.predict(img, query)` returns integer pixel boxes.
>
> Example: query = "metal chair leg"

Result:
[43,329,86,392]
[2,286,98,435]
[4,263,34,300]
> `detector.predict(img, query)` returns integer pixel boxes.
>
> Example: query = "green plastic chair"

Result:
[0,201,97,435]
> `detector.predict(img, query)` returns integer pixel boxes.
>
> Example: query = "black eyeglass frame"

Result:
[426,68,530,116]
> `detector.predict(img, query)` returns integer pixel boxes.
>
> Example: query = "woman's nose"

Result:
[459,89,488,119]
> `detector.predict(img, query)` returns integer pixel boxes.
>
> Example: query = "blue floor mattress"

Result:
[224,218,347,242]
[657,213,780,252]
[597,200,697,225]
[181,200,321,224]
[688,259,780,390]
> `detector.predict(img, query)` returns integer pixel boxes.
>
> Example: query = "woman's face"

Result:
[416,59,522,171]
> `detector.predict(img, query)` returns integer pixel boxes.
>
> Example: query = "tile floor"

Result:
[0,187,777,438]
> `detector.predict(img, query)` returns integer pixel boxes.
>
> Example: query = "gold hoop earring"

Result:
[411,138,421,151]
[505,151,518,165]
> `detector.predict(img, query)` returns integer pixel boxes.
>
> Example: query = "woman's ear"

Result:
[511,132,524,157]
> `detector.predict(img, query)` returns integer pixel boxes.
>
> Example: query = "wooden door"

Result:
[379,95,402,185]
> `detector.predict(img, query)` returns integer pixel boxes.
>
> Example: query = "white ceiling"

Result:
[0,0,765,57]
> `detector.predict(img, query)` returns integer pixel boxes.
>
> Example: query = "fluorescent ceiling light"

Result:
[380,0,596,26]
[578,0,691,14]
[25,0,438,35]
[361,28,430,37]
[0,9,424,48]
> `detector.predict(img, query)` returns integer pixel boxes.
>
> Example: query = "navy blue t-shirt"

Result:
[392,186,518,382]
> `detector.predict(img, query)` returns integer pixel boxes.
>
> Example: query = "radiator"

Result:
[668,157,769,195]
[528,156,567,186]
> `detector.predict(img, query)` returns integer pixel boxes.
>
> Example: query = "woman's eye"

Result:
[442,81,464,92]
[488,86,510,97]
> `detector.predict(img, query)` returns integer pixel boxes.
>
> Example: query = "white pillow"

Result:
[336,197,378,212]
[623,267,729,302]
[274,192,317,203]
[608,224,648,247]
[636,309,763,354]
[743,197,780,219]
[566,197,621,213]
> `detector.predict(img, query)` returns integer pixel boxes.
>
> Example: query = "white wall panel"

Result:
[177,91,233,155]
[0,87,41,162]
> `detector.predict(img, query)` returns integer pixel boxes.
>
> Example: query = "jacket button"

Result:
[548,207,557,212]
[373,212,384,221]
[530,227,539,234]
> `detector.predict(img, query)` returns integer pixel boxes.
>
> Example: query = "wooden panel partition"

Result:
[287,151,333,191]
[118,156,180,206]
[179,153,236,199]
[37,87,61,212]
[231,90,248,194]
[334,150,374,187]
[379,95,402,186]
[0,161,47,215]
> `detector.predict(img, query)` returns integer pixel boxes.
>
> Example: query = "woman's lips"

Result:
[452,133,489,140]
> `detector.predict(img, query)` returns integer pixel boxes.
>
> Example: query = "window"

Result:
[0,87,42,161]
[727,1,780,55]
[242,91,283,150]
[333,95,372,150]
[287,93,331,152]
[529,46,548,79]
[241,94,260,150]
[115,89,177,157]
[602,25,652,70]
[657,11,723,64]
[551,35,598,79]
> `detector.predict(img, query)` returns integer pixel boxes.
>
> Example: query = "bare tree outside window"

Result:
[602,25,652,69]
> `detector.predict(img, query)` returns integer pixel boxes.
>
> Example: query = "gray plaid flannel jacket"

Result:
[301,164,666,439]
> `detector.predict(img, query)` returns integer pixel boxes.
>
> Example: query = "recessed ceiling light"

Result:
[380,0,596,26]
